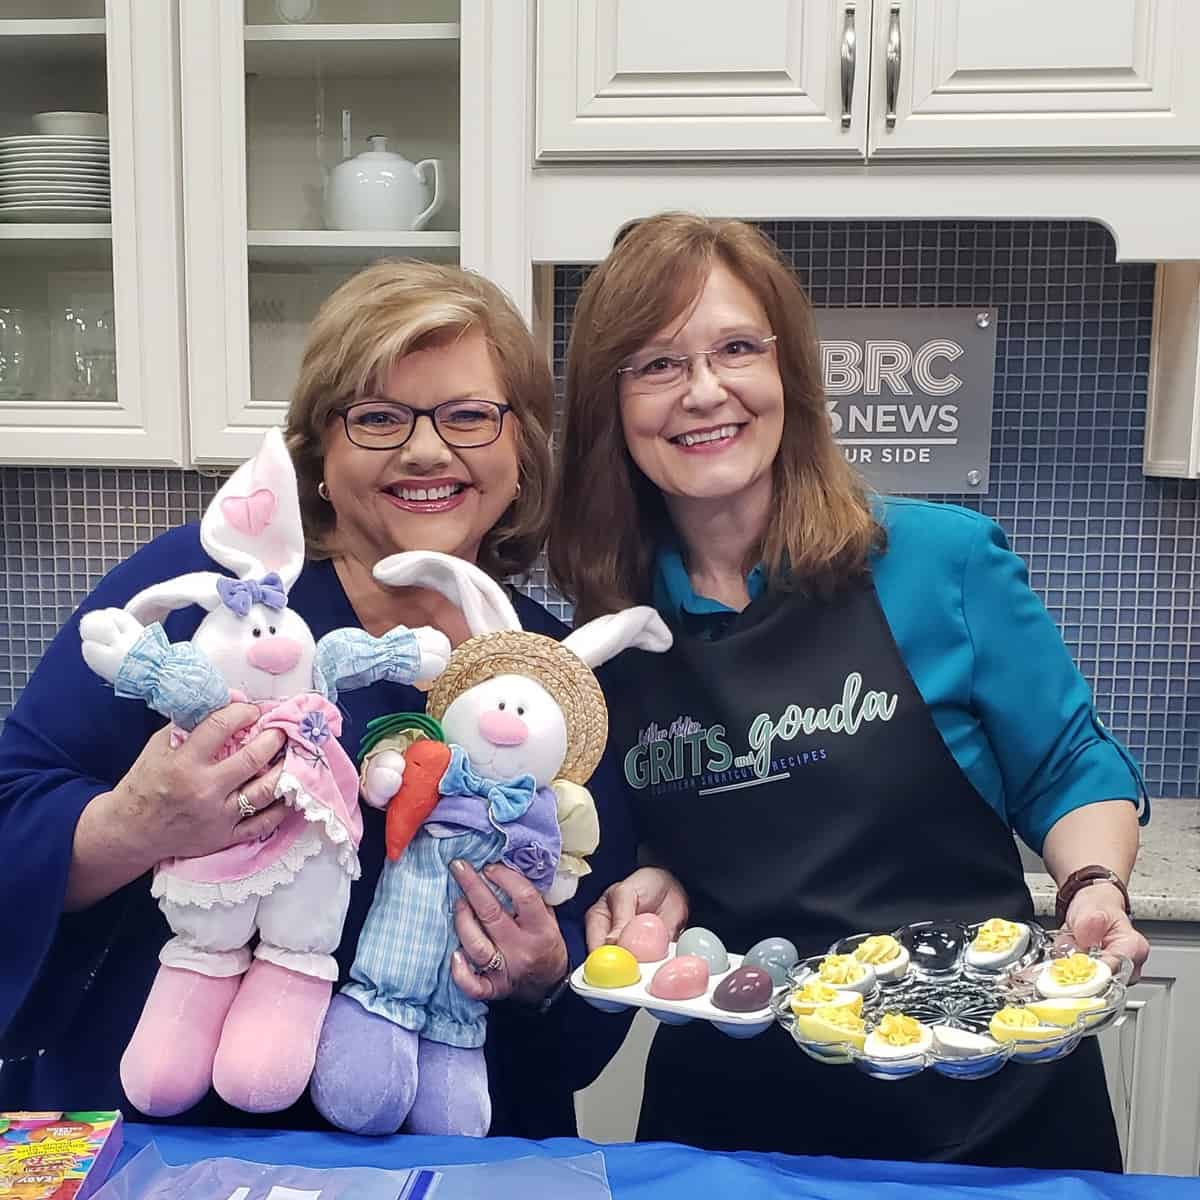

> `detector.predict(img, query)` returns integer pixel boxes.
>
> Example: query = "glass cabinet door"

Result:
[183,0,462,463]
[0,0,185,463]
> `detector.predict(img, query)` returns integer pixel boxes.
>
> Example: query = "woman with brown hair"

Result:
[0,261,633,1136]
[549,213,1149,1169]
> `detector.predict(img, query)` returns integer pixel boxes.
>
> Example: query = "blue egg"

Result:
[675,926,729,973]
[742,936,799,986]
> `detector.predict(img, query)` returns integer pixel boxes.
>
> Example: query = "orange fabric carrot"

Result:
[386,738,453,861]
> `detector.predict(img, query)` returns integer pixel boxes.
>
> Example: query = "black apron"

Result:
[605,578,1121,1171]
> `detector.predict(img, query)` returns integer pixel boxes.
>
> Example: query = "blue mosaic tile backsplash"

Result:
[0,221,1196,798]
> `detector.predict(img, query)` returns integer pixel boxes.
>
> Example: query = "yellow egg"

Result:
[794,1004,867,1050]
[1025,997,1106,1026]
[583,945,640,989]
[965,918,1030,969]
[788,980,864,1018]
[988,1005,1063,1053]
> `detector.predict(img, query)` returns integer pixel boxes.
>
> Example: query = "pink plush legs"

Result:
[212,959,332,1112]
[212,842,351,1112]
[120,965,241,1117]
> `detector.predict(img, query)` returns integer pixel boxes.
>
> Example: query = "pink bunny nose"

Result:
[247,636,304,676]
[478,709,529,747]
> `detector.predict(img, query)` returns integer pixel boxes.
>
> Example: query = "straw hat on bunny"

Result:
[374,551,670,788]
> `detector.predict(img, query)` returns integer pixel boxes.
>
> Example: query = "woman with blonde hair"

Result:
[0,260,632,1136]
[550,214,1148,1170]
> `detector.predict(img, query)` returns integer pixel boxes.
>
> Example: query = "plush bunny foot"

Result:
[121,965,241,1117]
[310,994,420,1134]
[404,1040,491,1137]
[212,959,331,1113]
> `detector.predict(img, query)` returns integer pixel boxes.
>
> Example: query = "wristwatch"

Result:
[1054,865,1132,928]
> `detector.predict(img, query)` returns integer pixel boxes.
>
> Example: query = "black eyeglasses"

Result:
[338,398,512,450]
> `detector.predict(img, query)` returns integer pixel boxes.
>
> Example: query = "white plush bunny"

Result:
[78,428,449,1120]
[309,550,671,1138]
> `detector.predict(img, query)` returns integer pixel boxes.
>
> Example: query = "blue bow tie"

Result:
[216,572,287,617]
[441,745,536,824]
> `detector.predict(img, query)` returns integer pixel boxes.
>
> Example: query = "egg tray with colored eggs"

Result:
[770,918,1133,1081]
[570,916,794,1038]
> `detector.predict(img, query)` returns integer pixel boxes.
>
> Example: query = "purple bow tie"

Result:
[216,572,287,617]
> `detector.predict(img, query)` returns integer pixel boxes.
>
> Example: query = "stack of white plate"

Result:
[0,134,111,223]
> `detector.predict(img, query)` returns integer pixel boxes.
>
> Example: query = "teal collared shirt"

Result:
[651,496,1148,853]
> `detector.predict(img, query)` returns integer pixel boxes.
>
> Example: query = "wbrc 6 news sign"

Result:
[814,308,998,494]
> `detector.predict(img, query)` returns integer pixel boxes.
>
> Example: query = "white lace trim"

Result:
[151,825,327,909]
[277,769,362,879]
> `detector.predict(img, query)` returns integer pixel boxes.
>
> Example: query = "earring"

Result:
[513,482,522,498]
[318,481,330,501]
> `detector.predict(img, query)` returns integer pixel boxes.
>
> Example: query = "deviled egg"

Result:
[788,979,864,1018]
[931,1024,1002,1058]
[863,1012,932,1061]
[852,934,910,982]
[1035,953,1112,999]
[815,953,876,995]
[988,1005,1064,1052]
[793,1003,867,1051]
[1025,996,1106,1027]
[965,918,1030,969]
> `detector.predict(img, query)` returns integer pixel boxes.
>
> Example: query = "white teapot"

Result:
[323,135,443,232]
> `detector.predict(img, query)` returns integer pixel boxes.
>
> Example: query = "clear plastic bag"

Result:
[92,1142,612,1200]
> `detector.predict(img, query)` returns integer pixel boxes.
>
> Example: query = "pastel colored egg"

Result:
[648,954,710,1000]
[712,964,774,1012]
[675,926,729,973]
[583,945,640,989]
[742,937,799,986]
[617,913,671,962]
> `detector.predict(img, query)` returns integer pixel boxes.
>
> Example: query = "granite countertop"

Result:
[1024,798,1200,923]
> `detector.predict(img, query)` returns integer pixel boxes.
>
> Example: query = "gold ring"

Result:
[236,790,256,820]
[481,948,505,974]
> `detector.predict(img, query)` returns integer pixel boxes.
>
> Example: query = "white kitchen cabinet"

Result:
[1144,262,1200,479]
[1097,932,1200,1175]
[536,0,1200,164]
[872,0,1200,158]
[0,1,187,465]
[536,0,870,161]
[179,0,530,464]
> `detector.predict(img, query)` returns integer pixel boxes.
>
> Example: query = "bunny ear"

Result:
[201,427,305,587]
[372,550,522,635]
[563,606,673,670]
[125,572,224,625]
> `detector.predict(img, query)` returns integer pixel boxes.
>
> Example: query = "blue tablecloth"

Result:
[114,1123,1199,1199]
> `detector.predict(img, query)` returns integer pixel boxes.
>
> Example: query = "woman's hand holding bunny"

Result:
[450,860,570,1005]
[65,702,286,911]
[585,866,691,952]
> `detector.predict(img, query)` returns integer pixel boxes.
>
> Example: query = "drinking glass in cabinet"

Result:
[53,302,115,402]
[0,307,35,401]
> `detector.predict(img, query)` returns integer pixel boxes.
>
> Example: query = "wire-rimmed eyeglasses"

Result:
[616,334,778,393]
[337,397,512,450]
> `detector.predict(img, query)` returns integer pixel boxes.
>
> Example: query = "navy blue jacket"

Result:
[0,524,636,1135]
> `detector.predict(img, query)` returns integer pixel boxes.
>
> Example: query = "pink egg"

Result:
[617,913,672,962]
[648,954,710,1000]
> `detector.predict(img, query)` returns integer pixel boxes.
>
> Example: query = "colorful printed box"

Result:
[0,1112,123,1200]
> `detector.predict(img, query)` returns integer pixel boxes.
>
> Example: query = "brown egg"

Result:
[617,913,672,962]
[712,965,774,1012]
[648,954,710,1000]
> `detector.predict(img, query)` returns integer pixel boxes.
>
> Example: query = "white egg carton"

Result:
[570,945,779,1038]
[773,919,1133,1080]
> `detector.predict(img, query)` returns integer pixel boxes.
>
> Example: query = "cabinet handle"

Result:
[840,6,856,129]
[886,3,902,129]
